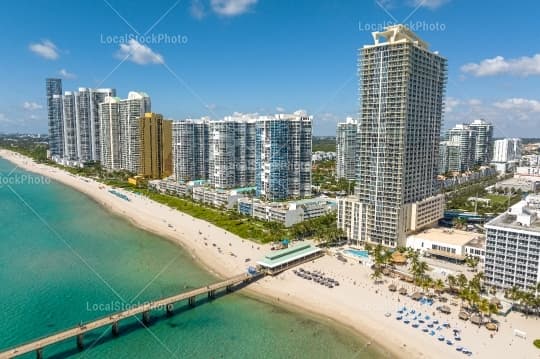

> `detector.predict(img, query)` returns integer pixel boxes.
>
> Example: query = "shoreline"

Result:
[0,150,400,358]
[2,150,539,359]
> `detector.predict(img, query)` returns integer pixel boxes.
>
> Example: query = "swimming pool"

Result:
[343,249,369,259]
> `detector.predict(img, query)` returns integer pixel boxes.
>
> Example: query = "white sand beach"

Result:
[1,149,539,359]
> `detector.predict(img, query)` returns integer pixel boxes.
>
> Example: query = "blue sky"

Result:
[1,0,539,137]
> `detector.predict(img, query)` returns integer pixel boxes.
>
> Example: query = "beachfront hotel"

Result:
[46,78,64,158]
[484,195,540,292]
[139,112,173,179]
[171,113,312,200]
[172,119,210,182]
[336,117,359,181]
[76,88,117,163]
[339,25,446,247]
[99,96,122,171]
[45,79,116,166]
[119,92,151,174]
[208,116,257,189]
[255,113,312,201]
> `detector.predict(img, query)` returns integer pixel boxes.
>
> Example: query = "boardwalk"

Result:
[0,273,258,359]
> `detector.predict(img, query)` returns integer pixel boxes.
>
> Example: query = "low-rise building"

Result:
[192,186,254,209]
[406,228,485,263]
[239,197,336,227]
[148,178,203,197]
[464,237,486,263]
[495,177,540,193]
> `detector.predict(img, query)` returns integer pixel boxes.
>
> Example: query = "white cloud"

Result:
[444,97,540,137]
[461,54,540,77]
[29,40,59,60]
[211,0,257,16]
[190,0,206,19]
[275,106,285,113]
[444,97,460,113]
[468,99,482,106]
[23,101,43,111]
[494,98,540,113]
[0,113,10,123]
[410,0,450,9]
[116,39,164,65]
[58,68,77,79]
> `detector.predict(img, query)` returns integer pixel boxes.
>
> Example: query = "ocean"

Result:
[0,158,382,358]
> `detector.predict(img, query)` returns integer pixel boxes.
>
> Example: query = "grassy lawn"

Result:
[485,194,518,207]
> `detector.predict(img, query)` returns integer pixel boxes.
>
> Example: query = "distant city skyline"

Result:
[1,1,540,137]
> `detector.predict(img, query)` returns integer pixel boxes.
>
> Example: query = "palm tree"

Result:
[465,256,480,272]
[508,285,522,302]
[456,274,468,294]
[371,267,383,284]
[412,261,429,286]
[446,275,457,294]
[469,272,484,293]
[434,279,445,295]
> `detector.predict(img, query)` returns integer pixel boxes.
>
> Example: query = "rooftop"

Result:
[486,196,540,233]
[257,244,321,269]
[411,228,479,247]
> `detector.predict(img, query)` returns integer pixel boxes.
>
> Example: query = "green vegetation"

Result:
[504,282,540,318]
[534,339,540,349]
[445,174,520,215]
[0,136,48,162]
[312,137,336,152]
[312,160,353,195]
[130,188,343,244]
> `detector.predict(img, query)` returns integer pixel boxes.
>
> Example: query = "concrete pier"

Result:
[0,272,261,359]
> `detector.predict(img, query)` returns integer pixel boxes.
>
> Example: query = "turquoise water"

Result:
[344,249,369,259]
[0,159,383,359]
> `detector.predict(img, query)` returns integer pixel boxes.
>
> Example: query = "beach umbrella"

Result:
[399,287,408,295]
[458,312,469,321]
[470,315,483,325]
[412,292,423,300]
[439,305,451,314]
[388,284,397,292]
[391,251,407,265]
[485,322,498,331]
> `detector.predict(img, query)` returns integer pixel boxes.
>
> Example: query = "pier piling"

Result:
[36,348,43,359]
[142,311,151,326]
[166,304,174,317]
[188,296,196,307]
[112,322,119,337]
[76,334,84,350]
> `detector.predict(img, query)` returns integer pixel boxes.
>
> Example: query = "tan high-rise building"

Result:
[139,112,172,179]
